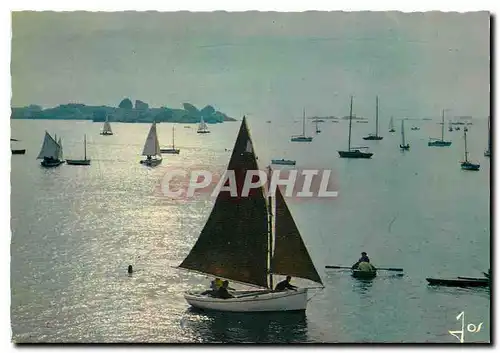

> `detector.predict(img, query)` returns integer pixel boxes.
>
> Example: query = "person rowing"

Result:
[352,252,376,271]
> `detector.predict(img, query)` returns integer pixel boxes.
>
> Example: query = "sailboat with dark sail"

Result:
[338,96,373,159]
[428,110,452,146]
[363,96,383,140]
[461,129,480,171]
[178,117,323,312]
[400,119,410,150]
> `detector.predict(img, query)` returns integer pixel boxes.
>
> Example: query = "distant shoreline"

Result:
[10,117,238,124]
[11,100,237,124]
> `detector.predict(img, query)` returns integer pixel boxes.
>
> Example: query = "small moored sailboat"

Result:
[363,96,383,140]
[66,135,91,165]
[197,117,211,134]
[178,117,324,312]
[315,119,321,134]
[11,139,26,154]
[484,116,491,157]
[140,122,162,166]
[460,129,480,171]
[271,159,296,166]
[400,119,410,150]
[100,115,113,135]
[388,116,395,132]
[37,131,64,167]
[338,96,373,159]
[428,110,452,146]
[160,125,180,154]
[291,109,313,142]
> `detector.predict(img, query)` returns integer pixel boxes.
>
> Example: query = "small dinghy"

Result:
[271,159,296,166]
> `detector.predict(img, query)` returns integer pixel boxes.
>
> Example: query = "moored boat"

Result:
[485,116,491,157]
[400,119,410,150]
[66,134,91,166]
[11,149,26,155]
[338,96,373,159]
[363,96,383,140]
[271,159,296,166]
[460,129,480,171]
[291,109,313,142]
[160,125,180,154]
[426,277,489,287]
[100,115,113,135]
[388,116,395,132]
[428,110,452,146]
[197,117,211,134]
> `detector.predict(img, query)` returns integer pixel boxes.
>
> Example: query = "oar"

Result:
[325,265,404,272]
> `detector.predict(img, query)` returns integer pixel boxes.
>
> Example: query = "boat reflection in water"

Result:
[182,307,308,343]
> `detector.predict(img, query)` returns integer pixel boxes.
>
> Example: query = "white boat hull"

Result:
[184,288,308,312]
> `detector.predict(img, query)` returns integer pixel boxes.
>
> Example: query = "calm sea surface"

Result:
[10,117,490,343]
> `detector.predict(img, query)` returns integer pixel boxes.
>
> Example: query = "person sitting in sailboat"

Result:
[274,276,298,292]
[352,252,376,271]
[210,278,223,290]
[215,280,234,299]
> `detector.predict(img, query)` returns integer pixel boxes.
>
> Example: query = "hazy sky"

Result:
[11,11,490,120]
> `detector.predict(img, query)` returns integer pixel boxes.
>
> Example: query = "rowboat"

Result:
[352,269,377,279]
[426,277,490,287]
[271,159,296,166]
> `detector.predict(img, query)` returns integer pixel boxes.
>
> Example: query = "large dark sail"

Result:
[273,186,323,285]
[179,117,270,288]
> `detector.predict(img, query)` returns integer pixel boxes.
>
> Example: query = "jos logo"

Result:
[449,311,484,343]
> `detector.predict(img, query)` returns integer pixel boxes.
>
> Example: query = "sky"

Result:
[10,11,490,120]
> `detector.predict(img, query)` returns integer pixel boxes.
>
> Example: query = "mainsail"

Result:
[273,186,323,285]
[142,122,161,156]
[180,117,269,288]
[36,132,60,160]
